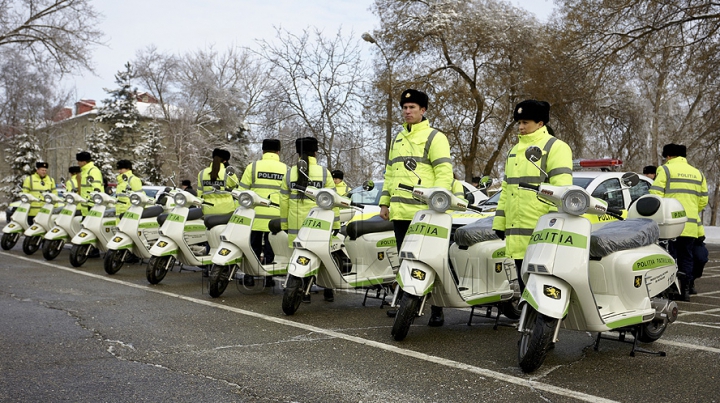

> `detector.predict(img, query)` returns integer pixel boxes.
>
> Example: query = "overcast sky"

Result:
[65,0,556,104]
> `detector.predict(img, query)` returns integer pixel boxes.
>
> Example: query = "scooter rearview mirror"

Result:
[403,158,422,185]
[362,180,374,191]
[525,146,543,163]
[480,176,491,188]
[87,176,94,184]
[621,172,640,188]
[296,159,310,179]
[226,166,236,176]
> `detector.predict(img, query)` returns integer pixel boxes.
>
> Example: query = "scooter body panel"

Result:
[288,208,335,281]
[3,202,30,234]
[150,206,222,266]
[343,231,398,287]
[45,204,82,241]
[72,205,117,252]
[24,204,58,237]
[107,206,160,257]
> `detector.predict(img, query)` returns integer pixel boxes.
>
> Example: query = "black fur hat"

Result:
[331,170,344,180]
[69,166,81,174]
[642,165,657,175]
[295,137,318,154]
[399,89,429,109]
[662,144,686,158]
[262,139,281,152]
[76,151,92,161]
[36,162,49,169]
[513,100,550,124]
[212,148,231,162]
[116,160,132,170]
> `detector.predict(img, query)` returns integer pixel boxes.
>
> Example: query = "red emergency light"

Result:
[573,159,623,169]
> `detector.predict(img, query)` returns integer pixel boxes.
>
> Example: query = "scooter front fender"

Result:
[3,221,24,234]
[44,226,69,241]
[107,232,134,250]
[522,274,571,320]
[397,259,436,297]
[213,242,243,266]
[287,249,321,278]
[24,224,47,237]
[71,229,98,246]
[149,237,179,257]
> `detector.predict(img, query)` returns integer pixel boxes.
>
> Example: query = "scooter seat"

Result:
[589,218,659,259]
[346,216,395,240]
[268,218,282,235]
[156,207,203,227]
[453,216,499,247]
[141,205,164,218]
[204,213,232,229]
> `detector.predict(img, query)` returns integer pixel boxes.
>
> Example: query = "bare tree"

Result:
[0,0,103,73]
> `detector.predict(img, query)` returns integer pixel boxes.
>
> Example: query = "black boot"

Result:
[678,278,691,302]
[689,279,697,295]
[428,306,444,327]
[323,288,334,302]
[264,276,275,287]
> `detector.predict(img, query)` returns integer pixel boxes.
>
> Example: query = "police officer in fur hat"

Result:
[22,161,57,222]
[115,160,143,216]
[197,148,240,215]
[331,170,350,196]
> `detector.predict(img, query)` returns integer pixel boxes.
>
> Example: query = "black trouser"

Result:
[250,230,274,264]
[515,259,525,293]
[669,236,695,284]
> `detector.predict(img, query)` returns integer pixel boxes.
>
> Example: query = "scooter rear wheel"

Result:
[22,235,42,255]
[104,249,126,275]
[208,264,231,298]
[499,298,522,320]
[1,233,19,250]
[637,319,667,343]
[42,239,64,260]
[282,275,304,315]
[69,244,91,267]
[391,292,420,341]
[146,256,171,284]
[518,306,557,373]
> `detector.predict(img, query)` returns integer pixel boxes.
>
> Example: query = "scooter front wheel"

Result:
[282,275,304,315]
[22,235,42,255]
[104,249,126,275]
[518,306,558,373]
[208,264,232,298]
[146,256,171,284]
[391,292,421,341]
[42,239,64,260]
[637,319,667,343]
[1,232,19,250]
[69,244,91,267]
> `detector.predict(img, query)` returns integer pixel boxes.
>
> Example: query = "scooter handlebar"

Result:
[269,202,280,208]
[519,182,540,191]
[606,206,624,220]
[294,185,306,192]
[398,183,413,191]
[351,201,365,208]
[466,204,483,213]
[203,201,215,206]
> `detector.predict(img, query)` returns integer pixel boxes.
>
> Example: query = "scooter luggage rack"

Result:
[467,305,517,330]
[593,328,667,357]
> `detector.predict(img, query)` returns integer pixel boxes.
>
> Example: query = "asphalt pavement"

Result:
[0,242,719,403]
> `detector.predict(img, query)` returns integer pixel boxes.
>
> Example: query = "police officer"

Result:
[197,148,240,215]
[650,143,708,301]
[67,166,81,193]
[22,162,57,223]
[280,137,338,302]
[643,165,657,180]
[115,160,144,216]
[239,139,287,287]
[331,170,350,196]
[379,88,454,327]
[76,151,104,215]
[492,100,573,292]
[180,180,197,196]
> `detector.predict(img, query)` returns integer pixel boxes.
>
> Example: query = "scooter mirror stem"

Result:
[403,158,422,185]
[524,146,548,179]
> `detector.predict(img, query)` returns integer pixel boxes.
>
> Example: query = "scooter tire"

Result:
[22,235,42,255]
[1,233,19,250]
[208,264,231,298]
[69,244,91,267]
[282,275,304,315]
[391,292,420,341]
[42,239,64,261]
[518,307,558,373]
[146,256,170,284]
[499,299,522,320]
[637,320,667,343]
[104,249,126,275]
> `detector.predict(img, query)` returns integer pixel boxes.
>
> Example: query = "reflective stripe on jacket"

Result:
[279,156,339,246]
[492,126,573,259]
[79,162,104,216]
[379,119,453,221]
[335,181,350,197]
[197,163,240,215]
[22,173,57,216]
[239,153,287,231]
[649,157,708,237]
[115,170,143,215]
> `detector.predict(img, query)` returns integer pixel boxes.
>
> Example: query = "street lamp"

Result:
[362,32,394,166]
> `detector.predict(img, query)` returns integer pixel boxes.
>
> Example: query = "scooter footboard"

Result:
[71,229,98,245]
[287,250,321,278]
[522,274,570,319]
[397,260,436,297]
[213,242,243,266]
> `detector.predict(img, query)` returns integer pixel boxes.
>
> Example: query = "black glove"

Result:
[494,229,506,240]
[696,236,706,245]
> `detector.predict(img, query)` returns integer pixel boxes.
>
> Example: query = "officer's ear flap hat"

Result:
[36,162,49,169]
[399,89,429,110]
[642,165,657,175]
[662,143,686,158]
[262,139,281,152]
[69,166,81,174]
[76,151,92,162]
[181,180,192,187]
[331,170,344,180]
[116,160,132,170]
[212,148,231,162]
[513,100,550,124]
[295,137,318,155]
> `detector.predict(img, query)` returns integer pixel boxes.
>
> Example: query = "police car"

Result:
[477,158,654,225]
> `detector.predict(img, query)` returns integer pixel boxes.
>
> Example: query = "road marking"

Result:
[657,338,720,352]
[6,253,617,403]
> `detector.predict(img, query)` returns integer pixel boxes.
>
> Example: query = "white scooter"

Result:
[390,160,519,341]
[22,191,65,255]
[208,190,290,297]
[68,190,118,267]
[282,181,399,315]
[103,190,165,274]
[516,146,684,373]
[42,191,87,261]
[2,191,35,250]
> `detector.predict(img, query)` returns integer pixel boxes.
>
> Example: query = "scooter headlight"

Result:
[428,191,451,212]
[44,194,54,204]
[129,193,142,206]
[20,195,30,204]
[561,189,589,216]
[174,193,187,207]
[316,191,335,210]
[65,194,75,204]
[239,193,254,208]
[92,194,104,205]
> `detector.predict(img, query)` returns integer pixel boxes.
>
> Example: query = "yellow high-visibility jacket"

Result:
[197,163,240,215]
[79,162,104,215]
[22,173,57,216]
[650,157,708,237]
[115,170,143,215]
[239,153,287,232]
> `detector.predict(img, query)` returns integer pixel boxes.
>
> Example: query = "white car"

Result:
[349,179,489,208]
